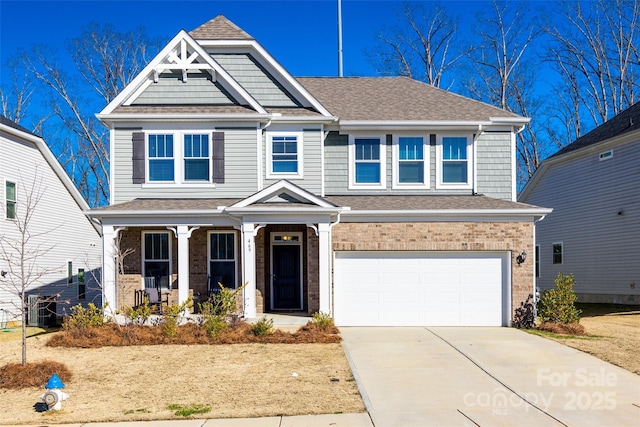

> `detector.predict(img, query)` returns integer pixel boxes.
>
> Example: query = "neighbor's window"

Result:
[67,261,73,286]
[354,137,382,184]
[148,134,174,181]
[397,136,426,185]
[183,134,210,181]
[442,136,469,184]
[5,181,16,220]
[78,268,86,300]
[143,232,171,289]
[552,243,563,265]
[209,232,237,289]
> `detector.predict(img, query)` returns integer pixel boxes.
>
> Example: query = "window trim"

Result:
[435,133,473,189]
[147,133,176,183]
[552,242,563,265]
[183,133,212,182]
[208,230,238,289]
[266,131,304,179]
[392,134,429,189]
[5,180,17,220]
[348,134,387,189]
[142,231,172,290]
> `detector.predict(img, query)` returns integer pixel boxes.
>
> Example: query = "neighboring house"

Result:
[0,116,102,323]
[519,103,640,305]
[87,16,550,327]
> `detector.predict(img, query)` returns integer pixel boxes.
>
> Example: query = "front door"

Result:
[271,235,302,310]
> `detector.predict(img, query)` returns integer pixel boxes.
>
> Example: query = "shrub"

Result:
[311,311,334,330]
[251,316,274,336]
[161,298,192,338]
[198,301,228,337]
[208,282,246,318]
[513,294,536,329]
[538,273,581,324]
[64,303,104,334]
[124,299,151,325]
[0,360,72,389]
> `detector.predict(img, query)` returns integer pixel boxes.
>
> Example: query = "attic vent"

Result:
[599,150,613,161]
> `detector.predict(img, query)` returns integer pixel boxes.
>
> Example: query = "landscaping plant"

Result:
[161,298,192,338]
[537,273,581,324]
[251,316,274,336]
[311,311,335,330]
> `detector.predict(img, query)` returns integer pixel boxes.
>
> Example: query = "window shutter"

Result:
[132,132,145,184]
[212,131,225,183]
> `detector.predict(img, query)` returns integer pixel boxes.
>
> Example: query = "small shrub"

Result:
[0,360,73,389]
[513,294,536,329]
[208,282,246,318]
[166,403,211,417]
[64,303,104,335]
[205,315,227,338]
[161,298,192,338]
[124,300,151,325]
[311,311,335,330]
[251,316,274,336]
[538,273,581,324]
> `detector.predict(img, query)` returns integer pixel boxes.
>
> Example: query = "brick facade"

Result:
[331,221,535,321]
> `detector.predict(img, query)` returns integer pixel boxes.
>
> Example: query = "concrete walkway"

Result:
[341,327,640,427]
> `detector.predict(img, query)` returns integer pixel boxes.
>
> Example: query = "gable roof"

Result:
[550,101,640,159]
[190,15,254,40]
[297,77,524,124]
[0,116,38,136]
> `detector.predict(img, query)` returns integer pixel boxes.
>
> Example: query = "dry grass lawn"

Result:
[530,303,640,375]
[0,331,364,424]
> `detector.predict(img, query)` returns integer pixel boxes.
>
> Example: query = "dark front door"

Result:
[272,244,301,310]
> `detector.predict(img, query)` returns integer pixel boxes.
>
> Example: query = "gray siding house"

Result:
[519,102,640,304]
[88,16,550,326]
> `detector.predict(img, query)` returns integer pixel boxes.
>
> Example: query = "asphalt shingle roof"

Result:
[189,16,254,40]
[0,116,39,137]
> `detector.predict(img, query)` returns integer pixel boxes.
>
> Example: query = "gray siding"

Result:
[212,54,298,107]
[112,127,259,203]
[323,132,349,194]
[476,132,513,200]
[132,71,237,105]
[522,139,640,302]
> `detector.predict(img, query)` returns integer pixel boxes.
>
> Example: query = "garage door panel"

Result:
[334,251,507,327]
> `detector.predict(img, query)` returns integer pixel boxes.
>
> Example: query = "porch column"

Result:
[318,222,332,314]
[102,225,117,317]
[174,226,199,306]
[241,222,257,318]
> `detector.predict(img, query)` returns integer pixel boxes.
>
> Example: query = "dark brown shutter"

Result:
[212,131,225,183]
[132,132,145,184]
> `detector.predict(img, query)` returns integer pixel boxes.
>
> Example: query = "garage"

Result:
[333,251,510,326]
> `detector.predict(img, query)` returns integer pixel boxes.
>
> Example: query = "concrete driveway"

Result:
[341,327,640,427]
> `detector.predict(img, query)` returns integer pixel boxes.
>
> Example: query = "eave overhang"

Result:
[339,118,530,131]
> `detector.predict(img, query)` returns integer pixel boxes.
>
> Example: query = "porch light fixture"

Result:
[281,235,293,241]
[516,251,527,265]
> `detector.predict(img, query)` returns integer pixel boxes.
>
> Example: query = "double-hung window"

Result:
[437,135,472,188]
[5,181,16,220]
[143,232,171,289]
[148,134,174,182]
[209,232,237,289]
[184,134,210,181]
[552,242,563,265]
[350,136,385,188]
[267,132,303,178]
[394,136,428,188]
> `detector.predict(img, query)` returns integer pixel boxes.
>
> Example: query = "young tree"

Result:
[0,171,58,365]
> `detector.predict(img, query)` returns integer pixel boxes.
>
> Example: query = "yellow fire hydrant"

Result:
[39,374,69,411]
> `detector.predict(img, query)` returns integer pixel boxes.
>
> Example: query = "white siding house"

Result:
[0,117,102,324]
[519,102,640,304]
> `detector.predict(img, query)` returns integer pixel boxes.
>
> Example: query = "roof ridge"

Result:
[189,15,254,40]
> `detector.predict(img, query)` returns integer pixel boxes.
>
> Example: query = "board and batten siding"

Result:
[0,131,102,321]
[476,132,513,200]
[112,127,260,203]
[522,139,640,303]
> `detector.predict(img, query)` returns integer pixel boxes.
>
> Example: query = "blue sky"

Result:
[1,0,493,80]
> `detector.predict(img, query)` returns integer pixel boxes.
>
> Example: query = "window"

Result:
[437,135,472,188]
[5,181,16,220]
[350,136,385,188]
[267,132,303,178]
[67,261,73,286]
[78,268,85,300]
[209,232,237,289]
[535,245,540,278]
[394,136,428,188]
[184,134,210,181]
[552,243,563,265]
[148,134,174,181]
[143,232,171,289]
[599,150,613,161]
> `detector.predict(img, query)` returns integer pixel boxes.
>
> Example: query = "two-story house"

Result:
[88,16,550,326]
[0,116,102,323]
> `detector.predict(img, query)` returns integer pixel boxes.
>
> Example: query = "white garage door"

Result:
[333,251,509,327]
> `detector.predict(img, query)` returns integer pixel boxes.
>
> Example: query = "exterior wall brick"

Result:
[331,221,535,323]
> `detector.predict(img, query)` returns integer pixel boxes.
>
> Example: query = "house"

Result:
[87,16,550,326]
[519,102,640,305]
[0,116,102,324]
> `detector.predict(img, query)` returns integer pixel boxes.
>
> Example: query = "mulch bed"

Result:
[0,360,73,389]
[537,321,586,335]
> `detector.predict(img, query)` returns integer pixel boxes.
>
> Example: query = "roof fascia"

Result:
[198,40,333,117]
[86,208,226,218]
[269,115,338,124]
[95,113,270,123]
[99,30,267,117]
[231,180,336,208]
[339,120,492,131]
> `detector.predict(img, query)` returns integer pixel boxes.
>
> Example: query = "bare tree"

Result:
[0,170,58,365]
[369,2,469,88]
[545,0,640,135]
[15,24,160,207]
[0,58,35,124]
